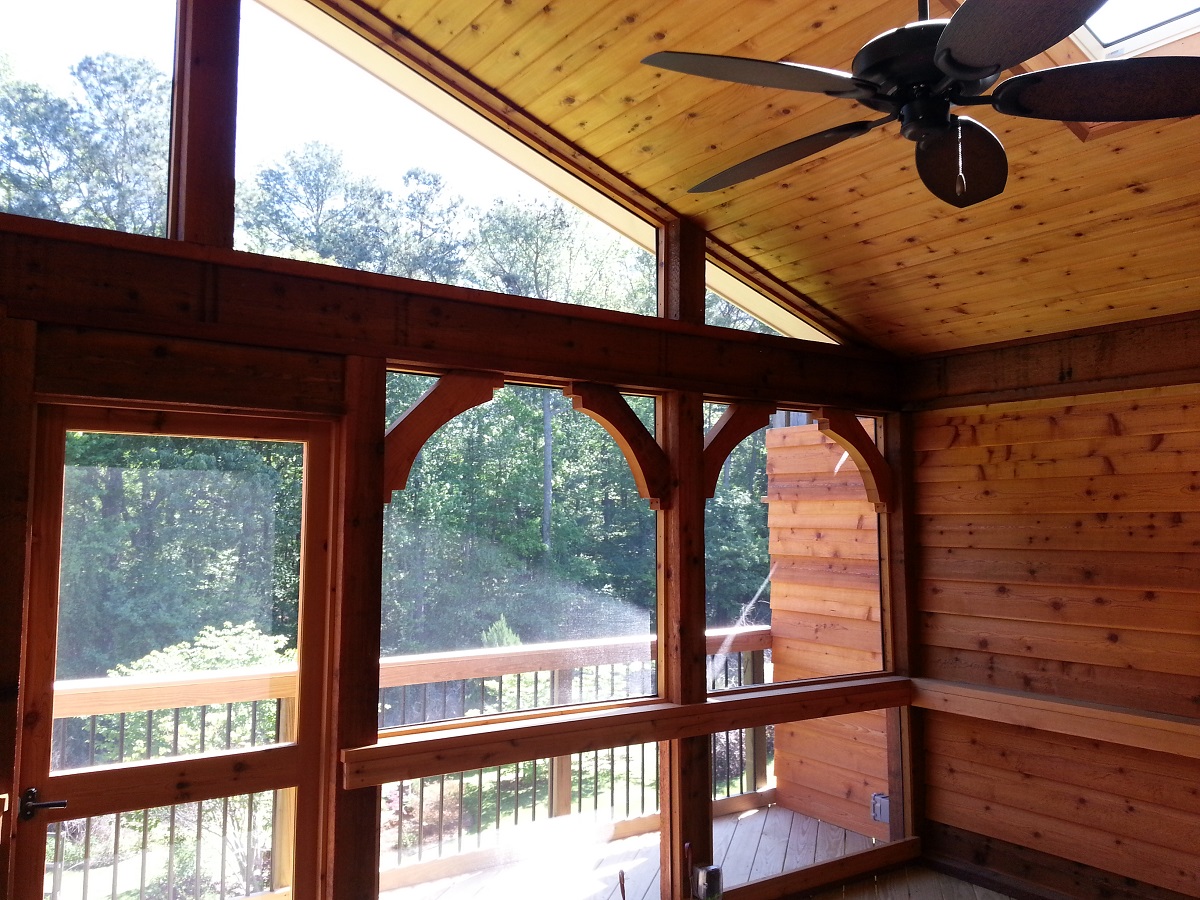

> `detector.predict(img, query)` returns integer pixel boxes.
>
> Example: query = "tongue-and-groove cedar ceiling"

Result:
[315,0,1200,356]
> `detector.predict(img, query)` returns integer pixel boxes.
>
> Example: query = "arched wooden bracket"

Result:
[701,403,777,499]
[815,407,892,512]
[383,370,504,501]
[565,383,670,509]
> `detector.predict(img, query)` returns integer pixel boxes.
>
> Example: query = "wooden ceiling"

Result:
[318,0,1200,357]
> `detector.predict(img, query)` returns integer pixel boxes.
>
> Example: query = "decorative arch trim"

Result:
[565,382,670,509]
[815,407,892,511]
[383,370,504,500]
[701,403,777,499]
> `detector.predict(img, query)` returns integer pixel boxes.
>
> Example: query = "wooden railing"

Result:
[46,626,772,896]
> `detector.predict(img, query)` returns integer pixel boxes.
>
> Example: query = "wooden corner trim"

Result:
[701,403,776,499]
[565,382,670,509]
[383,370,504,499]
[815,407,892,511]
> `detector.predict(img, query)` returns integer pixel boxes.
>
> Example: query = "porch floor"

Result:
[379,807,1014,899]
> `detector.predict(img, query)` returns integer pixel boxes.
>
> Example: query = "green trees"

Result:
[237,143,469,284]
[0,53,170,234]
[6,52,772,673]
[57,433,303,681]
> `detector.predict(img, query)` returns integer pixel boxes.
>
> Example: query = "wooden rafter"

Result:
[815,407,893,511]
[383,371,504,500]
[701,402,777,499]
[565,382,670,509]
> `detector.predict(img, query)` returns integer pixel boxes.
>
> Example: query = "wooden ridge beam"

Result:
[0,216,900,411]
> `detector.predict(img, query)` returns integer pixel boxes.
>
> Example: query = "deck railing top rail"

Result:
[52,625,772,719]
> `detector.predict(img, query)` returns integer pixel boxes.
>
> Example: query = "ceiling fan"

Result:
[643,0,1200,207]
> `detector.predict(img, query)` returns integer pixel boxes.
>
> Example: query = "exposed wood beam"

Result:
[565,382,670,508]
[0,216,901,410]
[815,408,893,511]
[34,326,346,415]
[383,370,504,499]
[905,310,1200,408]
[169,0,240,246]
[701,403,776,499]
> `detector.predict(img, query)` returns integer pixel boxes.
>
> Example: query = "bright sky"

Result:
[0,0,552,205]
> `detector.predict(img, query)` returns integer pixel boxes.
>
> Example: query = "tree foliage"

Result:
[0,53,170,234]
[7,53,772,675]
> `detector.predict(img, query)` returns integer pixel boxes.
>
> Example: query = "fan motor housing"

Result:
[852,20,997,111]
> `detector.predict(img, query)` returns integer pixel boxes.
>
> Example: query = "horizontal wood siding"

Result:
[924,712,1200,898]
[915,386,1200,895]
[767,425,887,842]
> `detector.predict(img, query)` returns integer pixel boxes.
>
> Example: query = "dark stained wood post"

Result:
[0,315,36,900]
[169,0,241,246]
[658,217,712,899]
[326,356,386,899]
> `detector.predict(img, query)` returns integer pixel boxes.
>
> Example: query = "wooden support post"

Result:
[549,669,575,818]
[742,650,768,792]
[169,0,241,246]
[659,218,707,323]
[0,316,36,900]
[324,356,386,900]
[881,411,916,843]
[658,216,710,900]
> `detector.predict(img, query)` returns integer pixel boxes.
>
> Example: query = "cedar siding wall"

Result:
[913,386,1200,897]
[767,425,888,842]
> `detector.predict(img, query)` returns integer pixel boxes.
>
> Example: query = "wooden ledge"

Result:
[343,676,910,787]
[912,678,1200,760]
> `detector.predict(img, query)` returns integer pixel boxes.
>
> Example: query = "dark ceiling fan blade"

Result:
[643,51,877,99]
[934,0,1107,81]
[991,57,1200,122]
[915,116,1007,208]
[690,120,880,192]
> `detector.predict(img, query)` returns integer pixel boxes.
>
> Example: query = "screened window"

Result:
[378,376,658,729]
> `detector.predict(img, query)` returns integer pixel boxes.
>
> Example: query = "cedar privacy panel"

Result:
[914,387,1200,896]
[765,424,887,842]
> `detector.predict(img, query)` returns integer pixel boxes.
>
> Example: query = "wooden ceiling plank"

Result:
[841,276,1200,355]
[810,215,1200,308]
[438,1,621,84]
[490,0,683,99]
[571,2,891,164]
[710,116,1200,275]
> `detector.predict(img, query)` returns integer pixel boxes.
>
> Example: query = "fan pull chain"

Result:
[955,119,967,197]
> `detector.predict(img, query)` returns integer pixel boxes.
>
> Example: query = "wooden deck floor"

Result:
[379,807,1013,899]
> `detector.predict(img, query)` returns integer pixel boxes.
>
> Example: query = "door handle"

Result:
[19,788,68,820]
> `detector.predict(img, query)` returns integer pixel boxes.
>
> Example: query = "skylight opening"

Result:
[1077,0,1200,59]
